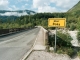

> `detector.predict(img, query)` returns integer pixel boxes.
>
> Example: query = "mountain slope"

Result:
[68,1,80,13]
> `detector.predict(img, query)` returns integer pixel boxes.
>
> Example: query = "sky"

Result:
[0,0,79,13]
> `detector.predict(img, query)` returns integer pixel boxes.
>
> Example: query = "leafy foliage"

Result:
[0,1,80,30]
[68,1,80,13]
[70,23,76,31]
[77,31,80,42]
[48,31,73,56]
[0,12,78,29]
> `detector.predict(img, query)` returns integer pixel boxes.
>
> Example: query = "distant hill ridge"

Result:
[0,10,36,16]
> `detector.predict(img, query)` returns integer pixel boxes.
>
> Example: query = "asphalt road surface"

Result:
[0,27,40,60]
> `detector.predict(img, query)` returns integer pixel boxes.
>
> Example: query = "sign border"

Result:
[48,18,66,28]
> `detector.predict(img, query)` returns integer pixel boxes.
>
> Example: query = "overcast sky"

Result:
[0,0,79,12]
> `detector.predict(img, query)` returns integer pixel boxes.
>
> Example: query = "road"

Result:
[0,27,40,60]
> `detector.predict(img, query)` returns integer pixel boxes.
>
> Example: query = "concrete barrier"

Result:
[41,27,48,45]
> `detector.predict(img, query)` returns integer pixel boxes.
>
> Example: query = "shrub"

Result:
[77,51,80,57]
[77,31,80,42]
[57,49,63,54]
[57,31,72,47]
[67,48,74,57]
[70,23,76,31]
[48,30,74,56]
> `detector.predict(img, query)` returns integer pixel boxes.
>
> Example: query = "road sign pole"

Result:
[55,28,57,52]
[48,18,66,52]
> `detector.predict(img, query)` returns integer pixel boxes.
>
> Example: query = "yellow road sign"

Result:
[48,18,66,28]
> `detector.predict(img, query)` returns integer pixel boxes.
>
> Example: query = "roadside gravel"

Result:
[27,51,80,60]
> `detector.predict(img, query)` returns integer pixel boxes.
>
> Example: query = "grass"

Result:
[77,51,80,57]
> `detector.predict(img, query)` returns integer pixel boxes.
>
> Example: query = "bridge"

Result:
[0,26,48,60]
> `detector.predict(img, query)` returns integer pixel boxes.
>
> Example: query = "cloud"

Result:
[33,0,79,12]
[0,11,28,16]
[33,0,50,8]
[33,0,57,12]
[0,0,79,13]
[0,0,29,10]
[0,0,10,10]
[0,0,9,6]
[38,6,58,13]
[51,0,79,9]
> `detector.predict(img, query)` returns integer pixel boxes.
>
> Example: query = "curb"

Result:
[21,38,37,60]
[21,27,48,60]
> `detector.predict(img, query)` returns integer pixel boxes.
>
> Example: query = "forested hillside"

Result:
[0,1,80,30]
[68,1,80,13]
[0,12,79,30]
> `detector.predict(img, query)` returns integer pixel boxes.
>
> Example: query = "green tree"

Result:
[70,23,76,31]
